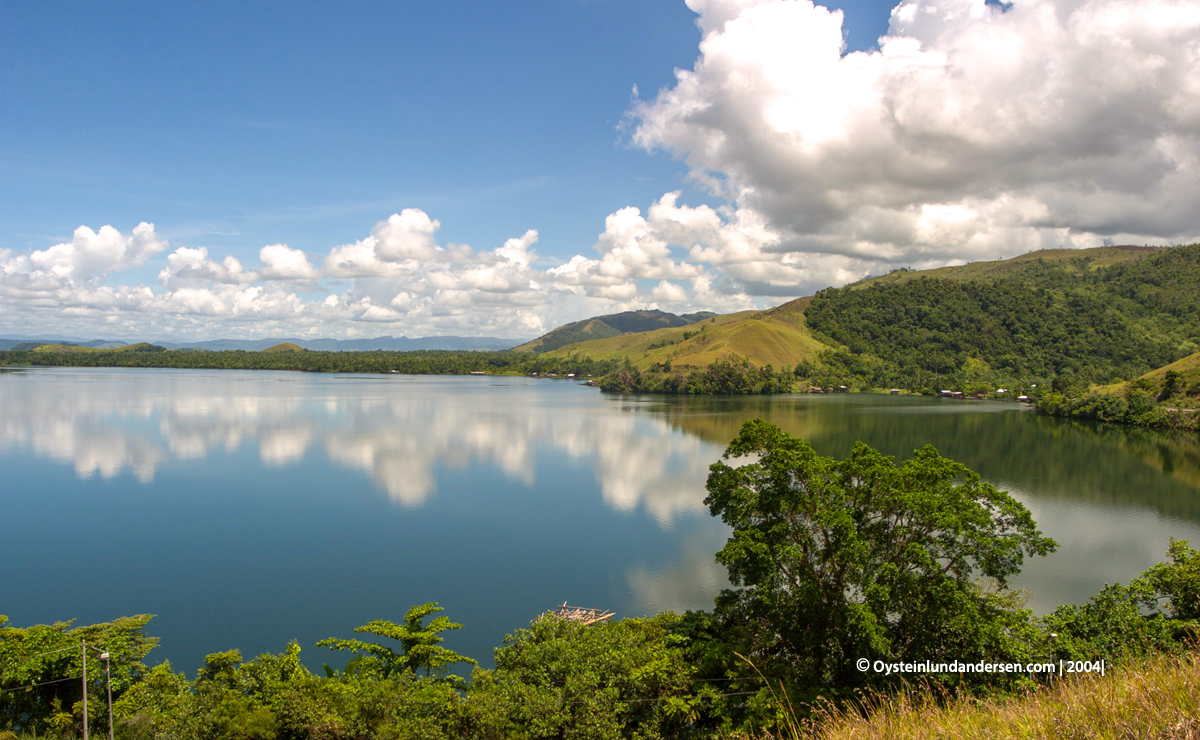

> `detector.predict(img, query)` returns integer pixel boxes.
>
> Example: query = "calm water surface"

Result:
[3,367,1199,672]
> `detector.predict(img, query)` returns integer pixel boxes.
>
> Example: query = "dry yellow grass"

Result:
[764,652,1200,740]
[542,299,833,371]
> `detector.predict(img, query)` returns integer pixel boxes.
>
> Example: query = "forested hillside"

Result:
[803,245,1200,390]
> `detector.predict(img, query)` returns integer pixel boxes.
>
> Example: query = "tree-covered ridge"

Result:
[0,348,617,379]
[804,245,1200,390]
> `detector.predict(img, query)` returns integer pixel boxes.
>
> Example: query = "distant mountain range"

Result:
[514,309,716,353]
[0,335,523,352]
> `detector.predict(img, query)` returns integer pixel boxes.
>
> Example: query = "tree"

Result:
[1159,370,1185,402]
[465,613,702,740]
[0,614,158,733]
[317,603,476,685]
[703,420,1056,695]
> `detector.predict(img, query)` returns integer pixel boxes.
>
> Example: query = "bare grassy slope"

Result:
[542,297,832,370]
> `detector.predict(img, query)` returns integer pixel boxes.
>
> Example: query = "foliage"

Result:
[465,613,705,740]
[703,421,1056,699]
[1039,539,1200,664]
[0,348,617,380]
[804,246,1200,391]
[112,643,465,740]
[598,356,794,395]
[1038,386,1199,432]
[0,614,158,734]
[317,603,476,686]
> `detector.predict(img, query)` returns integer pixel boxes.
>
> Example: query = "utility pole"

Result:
[101,651,114,740]
[81,641,89,740]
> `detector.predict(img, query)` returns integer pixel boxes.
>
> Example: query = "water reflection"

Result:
[4,368,1200,671]
[0,369,715,521]
[638,393,1200,609]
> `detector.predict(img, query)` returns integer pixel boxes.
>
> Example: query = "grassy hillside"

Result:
[541,299,831,371]
[262,342,304,353]
[1094,350,1200,407]
[1138,351,1200,406]
[516,309,715,354]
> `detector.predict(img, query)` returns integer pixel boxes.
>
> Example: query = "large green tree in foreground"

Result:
[704,420,1057,694]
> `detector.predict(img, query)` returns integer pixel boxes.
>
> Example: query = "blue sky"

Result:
[2,0,1193,339]
[1,1,889,265]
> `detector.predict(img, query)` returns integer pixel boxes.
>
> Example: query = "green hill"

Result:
[516,309,715,354]
[538,244,1200,393]
[262,342,305,353]
[30,343,105,353]
[542,299,832,371]
[1096,351,1200,408]
[803,244,1200,389]
[29,342,165,354]
[858,245,1165,286]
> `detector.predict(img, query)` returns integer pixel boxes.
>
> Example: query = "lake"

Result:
[3,367,1199,673]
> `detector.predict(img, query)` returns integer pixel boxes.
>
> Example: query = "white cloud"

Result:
[259,244,320,280]
[159,244,318,285]
[6,0,1199,340]
[27,222,167,281]
[0,203,784,339]
[632,0,1200,266]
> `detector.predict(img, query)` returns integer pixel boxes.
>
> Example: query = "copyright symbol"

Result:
[856,658,870,672]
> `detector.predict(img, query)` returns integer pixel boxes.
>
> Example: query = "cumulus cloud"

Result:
[159,244,318,285]
[17,0,1197,339]
[324,208,461,278]
[22,222,167,282]
[632,0,1200,266]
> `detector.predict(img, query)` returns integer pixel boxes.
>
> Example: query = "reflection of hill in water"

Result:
[641,394,1200,524]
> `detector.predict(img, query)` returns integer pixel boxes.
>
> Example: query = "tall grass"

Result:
[771,652,1200,740]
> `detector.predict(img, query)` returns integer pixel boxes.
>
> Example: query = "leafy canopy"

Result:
[704,420,1056,691]
[317,602,476,684]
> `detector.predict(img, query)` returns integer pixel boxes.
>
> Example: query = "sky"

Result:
[2,0,1198,341]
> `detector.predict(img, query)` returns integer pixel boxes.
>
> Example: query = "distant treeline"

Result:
[0,348,618,379]
[597,356,795,395]
[0,348,810,397]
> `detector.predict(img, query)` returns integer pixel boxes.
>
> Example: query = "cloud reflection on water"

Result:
[0,370,717,522]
